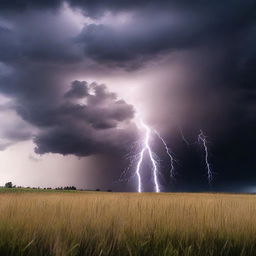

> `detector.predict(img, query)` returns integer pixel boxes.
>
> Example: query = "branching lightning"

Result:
[130,113,214,192]
[154,130,176,179]
[117,141,141,184]
[135,118,160,193]
[198,129,213,183]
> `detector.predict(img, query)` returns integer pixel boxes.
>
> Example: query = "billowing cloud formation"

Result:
[64,80,89,98]
[31,81,135,156]
[0,13,137,156]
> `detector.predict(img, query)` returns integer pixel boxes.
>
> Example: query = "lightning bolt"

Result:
[132,111,214,191]
[153,130,176,179]
[117,141,141,184]
[178,126,190,146]
[135,118,160,193]
[135,147,145,193]
[198,129,213,183]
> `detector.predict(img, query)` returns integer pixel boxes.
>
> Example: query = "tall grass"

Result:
[0,191,256,256]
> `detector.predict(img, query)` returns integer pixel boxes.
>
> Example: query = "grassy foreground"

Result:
[0,191,256,256]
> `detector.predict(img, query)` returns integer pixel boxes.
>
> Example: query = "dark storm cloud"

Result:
[3,128,31,142]
[64,80,89,98]
[34,121,136,156]
[78,12,200,63]
[75,0,256,65]
[19,80,136,156]
[0,26,19,61]
[0,0,201,15]
[1,0,255,66]
[0,14,83,64]
[0,0,255,191]
[0,0,61,12]
[0,11,137,157]
[2,0,254,19]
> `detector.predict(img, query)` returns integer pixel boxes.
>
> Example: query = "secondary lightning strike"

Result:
[154,130,175,179]
[118,141,141,184]
[178,126,190,146]
[136,118,160,193]
[198,129,213,183]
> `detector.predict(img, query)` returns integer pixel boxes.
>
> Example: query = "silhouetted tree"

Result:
[5,182,13,188]
[63,186,76,190]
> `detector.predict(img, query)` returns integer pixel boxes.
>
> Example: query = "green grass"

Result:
[0,191,256,256]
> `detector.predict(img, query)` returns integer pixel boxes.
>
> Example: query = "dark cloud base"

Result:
[32,81,136,156]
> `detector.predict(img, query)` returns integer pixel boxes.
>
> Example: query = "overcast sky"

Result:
[0,0,255,192]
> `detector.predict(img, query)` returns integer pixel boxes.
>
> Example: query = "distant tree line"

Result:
[3,182,112,192]
[55,186,76,190]
[4,182,77,190]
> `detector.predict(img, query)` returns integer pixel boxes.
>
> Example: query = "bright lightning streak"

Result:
[198,129,213,183]
[135,118,160,193]
[135,148,145,193]
[154,130,175,179]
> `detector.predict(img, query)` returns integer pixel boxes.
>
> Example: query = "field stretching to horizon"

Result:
[0,190,256,256]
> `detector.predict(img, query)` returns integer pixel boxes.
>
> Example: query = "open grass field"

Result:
[0,190,256,256]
